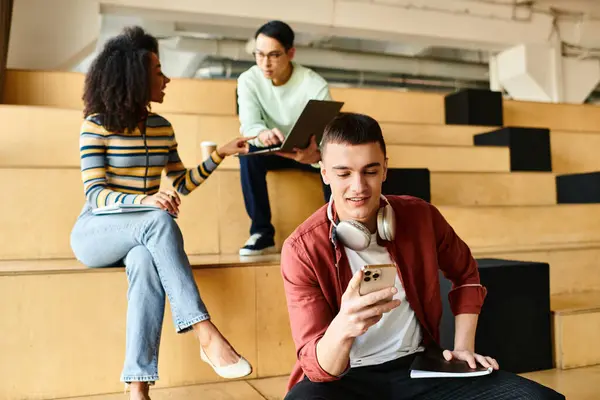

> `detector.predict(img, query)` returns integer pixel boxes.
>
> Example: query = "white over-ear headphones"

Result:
[327,194,396,251]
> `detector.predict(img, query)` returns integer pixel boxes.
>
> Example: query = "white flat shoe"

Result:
[200,347,252,379]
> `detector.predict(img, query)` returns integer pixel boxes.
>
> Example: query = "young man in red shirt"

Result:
[280,113,564,399]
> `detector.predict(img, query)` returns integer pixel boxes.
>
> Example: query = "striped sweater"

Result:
[80,113,222,209]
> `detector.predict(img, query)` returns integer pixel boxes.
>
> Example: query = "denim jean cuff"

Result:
[122,375,159,383]
[176,313,210,334]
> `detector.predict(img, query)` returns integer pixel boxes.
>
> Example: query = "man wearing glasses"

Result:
[237,20,333,256]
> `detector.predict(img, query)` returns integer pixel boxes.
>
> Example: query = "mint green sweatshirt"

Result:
[237,63,332,147]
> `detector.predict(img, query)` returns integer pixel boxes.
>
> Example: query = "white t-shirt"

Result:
[344,234,424,368]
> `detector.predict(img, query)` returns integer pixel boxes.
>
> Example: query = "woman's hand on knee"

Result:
[142,190,180,216]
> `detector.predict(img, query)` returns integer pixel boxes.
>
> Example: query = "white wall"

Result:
[7,0,100,70]
[100,0,555,51]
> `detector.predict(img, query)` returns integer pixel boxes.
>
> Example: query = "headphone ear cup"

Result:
[377,204,396,241]
[336,220,372,251]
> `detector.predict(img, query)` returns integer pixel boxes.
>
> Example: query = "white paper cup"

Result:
[201,141,218,160]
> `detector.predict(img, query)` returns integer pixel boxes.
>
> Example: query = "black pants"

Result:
[239,145,331,238]
[285,354,565,400]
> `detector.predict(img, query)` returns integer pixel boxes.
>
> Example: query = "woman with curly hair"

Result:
[70,26,252,399]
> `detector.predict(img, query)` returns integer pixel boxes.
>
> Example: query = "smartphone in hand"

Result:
[359,264,397,296]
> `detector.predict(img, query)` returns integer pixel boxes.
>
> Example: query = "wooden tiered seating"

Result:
[0,260,291,399]
[552,292,600,369]
[3,70,600,400]
[58,367,600,400]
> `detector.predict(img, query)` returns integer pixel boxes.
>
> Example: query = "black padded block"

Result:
[382,168,430,202]
[557,172,600,203]
[439,258,553,374]
[444,89,503,126]
[474,127,552,172]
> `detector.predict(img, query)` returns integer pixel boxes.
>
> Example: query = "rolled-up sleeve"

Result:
[430,204,487,315]
[280,239,347,382]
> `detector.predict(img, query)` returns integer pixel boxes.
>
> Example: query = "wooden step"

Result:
[504,99,600,133]
[5,241,599,298]
[431,172,555,206]
[9,105,600,175]
[60,367,600,400]
[380,122,490,146]
[247,376,289,400]
[522,365,600,400]
[61,381,267,400]
[0,168,323,259]
[384,145,509,172]
[0,106,508,173]
[3,257,599,399]
[0,262,295,400]
[0,168,561,260]
[3,70,447,124]
[215,144,510,172]
[330,86,443,124]
[8,70,600,133]
[480,245,600,295]
[0,107,233,168]
[3,70,238,115]
[4,70,85,109]
[246,369,600,400]
[439,204,600,254]
[0,254,281,275]
[552,292,600,369]
[551,131,600,174]
[0,168,221,259]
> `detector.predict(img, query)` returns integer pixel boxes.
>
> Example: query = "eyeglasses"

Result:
[252,51,284,62]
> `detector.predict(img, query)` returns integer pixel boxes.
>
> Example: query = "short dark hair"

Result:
[83,26,159,133]
[320,113,387,158]
[255,20,295,50]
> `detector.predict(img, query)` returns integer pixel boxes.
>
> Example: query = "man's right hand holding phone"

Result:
[334,269,401,338]
[316,270,401,376]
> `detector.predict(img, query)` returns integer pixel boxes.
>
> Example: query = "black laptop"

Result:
[240,99,344,156]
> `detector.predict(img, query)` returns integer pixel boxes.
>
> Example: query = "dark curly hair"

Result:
[83,26,159,133]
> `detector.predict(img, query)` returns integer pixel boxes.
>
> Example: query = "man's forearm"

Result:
[316,320,354,377]
[454,313,478,352]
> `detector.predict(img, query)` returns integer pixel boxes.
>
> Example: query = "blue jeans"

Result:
[70,207,210,383]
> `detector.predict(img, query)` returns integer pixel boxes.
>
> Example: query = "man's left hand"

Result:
[276,135,321,164]
[443,349,500,370]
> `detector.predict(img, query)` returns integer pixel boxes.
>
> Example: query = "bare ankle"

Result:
[193,320,218,346]
[129,381,149,393]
